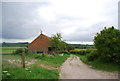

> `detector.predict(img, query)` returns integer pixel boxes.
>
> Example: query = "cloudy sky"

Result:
[1,0,119,44]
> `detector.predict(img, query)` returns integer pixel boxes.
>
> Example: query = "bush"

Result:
[59,50,69,54]
[70,49,86,55]
[86,50,99,61]
[79,50,86,55]
[13,48,28,55]
[94,26,120,63]
[33,53,45,59]
[98,52,120,63]
[86,49,96,53]
[67,45,75,52]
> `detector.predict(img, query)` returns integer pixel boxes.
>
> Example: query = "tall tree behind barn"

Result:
[28,33,51,53]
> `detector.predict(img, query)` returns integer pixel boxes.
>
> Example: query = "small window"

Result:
[40,37,42,39]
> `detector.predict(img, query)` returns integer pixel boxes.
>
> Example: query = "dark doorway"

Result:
[48,47,52,51]
[37,51,43,53]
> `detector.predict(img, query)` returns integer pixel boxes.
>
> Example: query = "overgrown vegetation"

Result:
[77,54,118,72]
[94,26,120,63]
[12,48,28,55]
[66,44,75,52]
[73,26,119,71]
[86,50,98,61]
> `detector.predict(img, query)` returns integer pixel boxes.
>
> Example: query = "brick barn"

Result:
[28,33,52,53]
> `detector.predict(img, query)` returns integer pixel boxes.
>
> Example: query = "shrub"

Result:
[33,53,45,59]
[86,49,96,53]
[94,26,120,63]
[66,45,75,52]
[59,50,69,54]
[98,52,120,63]
[86,50,99,61]
[70,49,86,55]
[13,48,28,55]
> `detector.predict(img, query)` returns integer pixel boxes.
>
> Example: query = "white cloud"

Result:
[62,26,77,35]
[37,6,57,21]
[2,0,119,44]
[66,41,93,45]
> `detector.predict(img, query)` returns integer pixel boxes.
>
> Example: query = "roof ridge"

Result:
[29,34,50,44]
[40,33,50,38]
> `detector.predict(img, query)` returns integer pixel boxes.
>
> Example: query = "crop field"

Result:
[1,47,25,54]
[74,48,96,51]
[74,49,86,51]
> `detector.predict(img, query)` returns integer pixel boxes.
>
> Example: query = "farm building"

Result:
[28,33,52,53]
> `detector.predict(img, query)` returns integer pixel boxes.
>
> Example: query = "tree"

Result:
[67,45,75,52]
[50,33,67,54]
[94,26,120,63]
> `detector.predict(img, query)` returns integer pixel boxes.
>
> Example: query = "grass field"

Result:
[2,47,70,79]
[26,53,70,67]
[1,47,25,54]
[77,54,118,72]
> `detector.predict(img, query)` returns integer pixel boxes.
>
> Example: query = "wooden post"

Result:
[21,48,25,68]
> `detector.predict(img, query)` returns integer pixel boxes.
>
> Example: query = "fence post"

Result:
[21,48,25,68]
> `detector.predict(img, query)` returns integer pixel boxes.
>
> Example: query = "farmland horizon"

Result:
[0,41,94,45]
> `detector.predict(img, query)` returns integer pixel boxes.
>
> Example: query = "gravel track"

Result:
[59,55,118,79]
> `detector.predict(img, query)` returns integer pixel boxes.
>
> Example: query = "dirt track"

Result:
[59,55,118,79]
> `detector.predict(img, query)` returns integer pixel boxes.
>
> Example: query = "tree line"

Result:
[1,42,28,47]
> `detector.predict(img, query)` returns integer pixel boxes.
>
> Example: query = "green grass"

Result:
[76,54,118,72]
[2,65,58,79]
[2,54,68,79]
[1,47,25,54]
[2,47,70,79]
[27,53,70,67]
[40,54,69,67]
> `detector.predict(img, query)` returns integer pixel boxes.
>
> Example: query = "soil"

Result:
[40,64,59,70]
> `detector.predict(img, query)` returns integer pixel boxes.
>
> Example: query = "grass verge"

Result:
[76,54,118,72]
[2,65,59,79]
